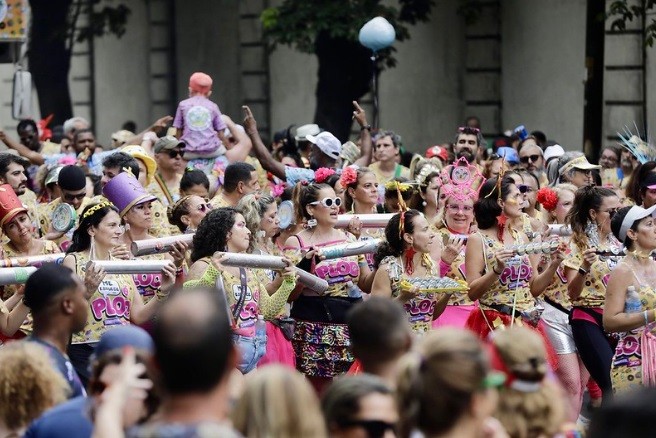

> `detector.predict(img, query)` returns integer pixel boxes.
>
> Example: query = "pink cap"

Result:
[189,72,213,94]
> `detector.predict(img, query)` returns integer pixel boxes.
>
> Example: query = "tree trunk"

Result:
[313,31,373,142]
[28,0,74,125]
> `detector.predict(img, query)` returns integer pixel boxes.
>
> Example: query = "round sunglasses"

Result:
[310,197,342,208]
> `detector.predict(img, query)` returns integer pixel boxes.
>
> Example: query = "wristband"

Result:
[360,124,371,131]
[578,267,588,276]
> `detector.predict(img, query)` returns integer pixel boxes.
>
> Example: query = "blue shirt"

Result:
[27,337,86,399]
[24,396,92,438]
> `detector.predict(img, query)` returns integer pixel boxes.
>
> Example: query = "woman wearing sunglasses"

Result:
[237,193,295,368]
[63,201,176,386]
[563,185,621,402]
[103,172,187,305]
[465,177,564,355]
[168,195,213,234]
[284,182,375,393]
[185,208,297,374]
[535,183,589,420]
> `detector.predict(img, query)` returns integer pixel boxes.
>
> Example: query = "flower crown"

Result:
[536,187,559,211]
[83,201,115,219]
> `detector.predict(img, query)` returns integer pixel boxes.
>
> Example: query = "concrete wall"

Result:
[501,0,587,150]
[93,0,150,147]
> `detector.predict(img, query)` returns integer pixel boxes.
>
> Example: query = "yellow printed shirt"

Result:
[146,176,180,207]
[183,259,296,337]
[563,243,619,308]
[434,228,473,306]
[381,255,438,334]
[210,193,232,209]
[538,241,572,310]
[150,199,179,237]
[478,232,535,312]
[70,252,139,344]
[132,253,167,304]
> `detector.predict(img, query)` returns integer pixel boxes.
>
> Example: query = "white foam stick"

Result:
[87,260,170,275]
[0,253,66,268]
[335,214,394,229]
[318,239,382,260]
[0,267,37,285]
[131,234,195,256]
[220,252,329,294]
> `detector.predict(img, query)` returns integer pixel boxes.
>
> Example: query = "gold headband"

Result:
[82,201,114,219]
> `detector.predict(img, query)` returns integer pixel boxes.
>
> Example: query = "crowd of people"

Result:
[0,70,655,437]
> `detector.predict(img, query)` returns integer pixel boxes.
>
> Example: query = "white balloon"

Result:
[358,17,396,52]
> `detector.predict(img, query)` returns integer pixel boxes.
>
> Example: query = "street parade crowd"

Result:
[0,71,653,437]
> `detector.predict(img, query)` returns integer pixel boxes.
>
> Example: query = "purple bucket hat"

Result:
[102,172,157,217]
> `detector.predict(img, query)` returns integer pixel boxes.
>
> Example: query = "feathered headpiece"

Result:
[618,123,656,164]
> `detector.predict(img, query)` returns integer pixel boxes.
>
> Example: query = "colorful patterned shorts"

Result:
[292,320,353,378]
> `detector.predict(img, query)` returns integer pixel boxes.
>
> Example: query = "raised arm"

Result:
[0,129,45,165]
[352,101,373,167]
[223,115,253,163]
[242,105,286,179]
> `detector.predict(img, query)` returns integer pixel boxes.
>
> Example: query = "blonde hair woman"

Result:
[490,327,567,438]
[0,342,69,436]
[232,365,327,438]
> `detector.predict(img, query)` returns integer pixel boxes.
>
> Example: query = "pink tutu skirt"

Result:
[258,321,296,368]
[432,304,477,329]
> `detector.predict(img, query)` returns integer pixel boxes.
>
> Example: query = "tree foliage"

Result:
[260,0,435,68]
[607,0,656,46]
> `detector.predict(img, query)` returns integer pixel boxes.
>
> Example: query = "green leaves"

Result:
[260,0,435,65]
[71,0,131,44]
[606,0,656,47]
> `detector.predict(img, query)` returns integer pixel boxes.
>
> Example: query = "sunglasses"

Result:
[310,197,342,208]
[167,149,185,159]
[518,184,533,194]
[196,203,213,213]
[63,192,86,202]
[339,420,397,438]
[520,154,541,164]
[458,126,480,134]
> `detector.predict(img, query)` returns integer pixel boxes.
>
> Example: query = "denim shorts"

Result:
[232,333,267,374]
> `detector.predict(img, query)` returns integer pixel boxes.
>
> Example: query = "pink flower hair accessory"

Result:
[314,167,336,184]
[340,166,359,187]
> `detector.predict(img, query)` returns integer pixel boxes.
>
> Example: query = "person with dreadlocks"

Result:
[464,176,565,368]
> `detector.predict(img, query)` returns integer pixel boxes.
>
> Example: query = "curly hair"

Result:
[191,207,239,263]
[374,209,421,268]
[566,185,617,250]
[67,202,120,253]
[167,195,194,233]
[491,327,565,438]
[474,177,516,230]
[396,328,492,438]
[236,193,276,253]
[343,167,375,212]
[0,342,68,431]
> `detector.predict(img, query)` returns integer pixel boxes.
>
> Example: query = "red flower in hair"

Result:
[536,187,559,212]
[340,166,358,187]
[314,167,336,184]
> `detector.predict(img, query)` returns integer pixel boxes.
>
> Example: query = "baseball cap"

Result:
[497,146,520,165]
[425,145,449,162]
[306,131,341,160]
[294,124,320,142]
[154,136,185,154]
[92,325,155,362]
[189,72,213,94]
[544,144,565,162]
[558,155,601,175]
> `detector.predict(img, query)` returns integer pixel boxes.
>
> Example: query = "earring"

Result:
[422,201,427,207]
[89,235,97,261]
[306,216,317,229]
